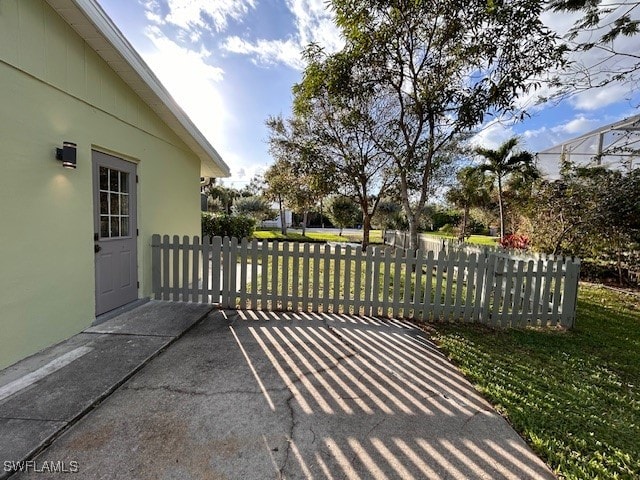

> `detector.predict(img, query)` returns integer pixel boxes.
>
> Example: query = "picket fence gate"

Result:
[150,235,580,328]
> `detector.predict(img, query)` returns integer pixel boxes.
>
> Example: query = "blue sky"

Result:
[97,0,640,184]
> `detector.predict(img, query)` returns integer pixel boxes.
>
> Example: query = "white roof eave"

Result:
[46,0,230,178]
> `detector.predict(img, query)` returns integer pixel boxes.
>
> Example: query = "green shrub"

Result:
[201,213,255,239]
[438,223,455,235]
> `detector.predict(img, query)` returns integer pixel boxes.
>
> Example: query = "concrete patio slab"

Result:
[10,309,556,480]
[85,301,213,337]
[0,334,169,422]
[0,419,66,469]
[0,301,214,480]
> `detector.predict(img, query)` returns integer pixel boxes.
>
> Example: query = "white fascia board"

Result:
[48,0,231,177]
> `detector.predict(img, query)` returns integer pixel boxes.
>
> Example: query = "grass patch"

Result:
[429,284,640,479]
[422,231,499,246]
[252,231,348,243]
[344,229,384,244]
[252,229,384,244]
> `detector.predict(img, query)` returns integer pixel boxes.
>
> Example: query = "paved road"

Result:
[15,311,555,479]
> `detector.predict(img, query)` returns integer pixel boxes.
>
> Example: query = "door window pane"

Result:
[121,194,129,215]
[100,167,108,190]
[100,192,109,215]
[110,193,120,215]
[98,165,133,238]
[110,217,120,237]
[100,216,109,238]
[109,169,119,192]
[120,172,129,193]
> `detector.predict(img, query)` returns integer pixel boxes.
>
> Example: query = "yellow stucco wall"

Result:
[0,0,203,369]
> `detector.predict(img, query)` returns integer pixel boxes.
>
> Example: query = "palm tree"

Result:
[475,138,538,239]
[446,167,491,240]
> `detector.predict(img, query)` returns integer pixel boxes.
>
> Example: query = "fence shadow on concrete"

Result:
[227,310,556,479]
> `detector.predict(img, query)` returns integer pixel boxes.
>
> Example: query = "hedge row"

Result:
[201,213,255,239]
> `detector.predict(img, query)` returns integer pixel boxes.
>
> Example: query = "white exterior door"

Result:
[92,151,138,315]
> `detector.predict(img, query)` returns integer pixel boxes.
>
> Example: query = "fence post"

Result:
[239,238,248,309]
[191,236,200,302]
[250,239,259,310]
[151,234,161,300]
[481,254,496,323]
[333,244,342,313]
[260,239,269,310]
[560,259,580,328]
[182,235,190,302]
[172,235,180,302]
[211,236,222,305]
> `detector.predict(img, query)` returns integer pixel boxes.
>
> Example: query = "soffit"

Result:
[45,0,230,178]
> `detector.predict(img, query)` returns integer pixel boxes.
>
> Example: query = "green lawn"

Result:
[429,283,640,479]
[422,231,499,246]
[252,229,384,244]
[252,230,348,243]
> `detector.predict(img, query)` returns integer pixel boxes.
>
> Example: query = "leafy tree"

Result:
[263,155,331,236]
[372,200,402,240]
[326,196,361,235]
[474,138,538,239]
[549,0,640,92]
[233,196,277,222]
[329,0,564,250]
[284,44,395,248]
[204,182,239,214]
[284,161,332,236]
[526,164,640,284]
[263,159,294,235]
[240,174,267,197]
[206,196,225,214]
[446,167,491,240]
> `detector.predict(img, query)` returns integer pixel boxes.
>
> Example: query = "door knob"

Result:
[94,244,102,253]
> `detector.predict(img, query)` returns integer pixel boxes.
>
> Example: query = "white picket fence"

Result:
[151,235,580,328]
[386,230,544,260]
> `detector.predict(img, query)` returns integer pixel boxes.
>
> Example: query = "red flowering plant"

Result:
[499,234,530,250]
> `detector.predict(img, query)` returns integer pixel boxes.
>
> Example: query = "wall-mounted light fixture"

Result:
[55,141,77,169]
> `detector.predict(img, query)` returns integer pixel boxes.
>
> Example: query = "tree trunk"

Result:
[302,211,308,236]
[362,213,371,250]
[497,176,505,239]
[460,206,469,241]
[397,171,419,251]
[279,197,287,235]
[407,213,419,252]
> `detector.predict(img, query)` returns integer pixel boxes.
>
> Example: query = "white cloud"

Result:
[219,0,343,70]
[469,119,517,151]
[551,114,600,134]
[218,156,269,186]
[142,0,256,32]
[541,4,640,110]
[570,83,634,110]
[142,27,233,152]
[285,0,343,52]
[222,36,304,69]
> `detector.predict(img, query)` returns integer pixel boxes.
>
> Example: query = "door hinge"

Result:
[136,175,139,183]
[136,228,139,236]
[137,281,140,289]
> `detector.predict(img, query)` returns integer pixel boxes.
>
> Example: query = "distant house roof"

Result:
[45,0,230,178]
[536,114,640,178]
